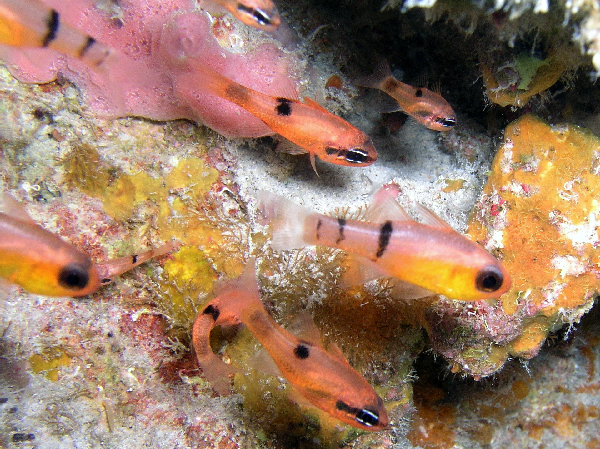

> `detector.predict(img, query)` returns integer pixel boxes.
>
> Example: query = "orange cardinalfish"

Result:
[0,0,113,67]
[358,60,456,131]
[207,0,281,32]
[185,61,377,173]
[257,185,511,301]
[0,195,174,297]
[192,258,389,431]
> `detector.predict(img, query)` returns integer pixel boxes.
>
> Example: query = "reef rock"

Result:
[426,114,600,377]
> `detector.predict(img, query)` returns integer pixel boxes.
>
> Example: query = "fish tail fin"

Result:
[192,301,238,395]
[256,191,314,250]
[355,58,392,89]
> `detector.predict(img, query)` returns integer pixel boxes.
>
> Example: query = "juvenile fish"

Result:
[0,0,112,66]
[257,185,511,301]
[0,196,174,297]
[180,61,377,173]
[359,60,456,131]
[192,259,389,431]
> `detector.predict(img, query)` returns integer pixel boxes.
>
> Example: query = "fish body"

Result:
[209,0,281,32]
[360,60,456,131]
[258,188,511,301]
[0,199,174,297]
[192,259,388,431]
[0,0,112,66]
[192,61,377,171]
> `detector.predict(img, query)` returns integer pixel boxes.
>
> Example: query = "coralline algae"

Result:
[427,114,600,377]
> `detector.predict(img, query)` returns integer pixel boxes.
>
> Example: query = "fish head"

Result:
[333,394,389,431]
[229,0,281,32]
[321,137,378,167]
[439,248,512,301]
[409,89,457,131]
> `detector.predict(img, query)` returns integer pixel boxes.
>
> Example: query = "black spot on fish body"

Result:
[375,221,393,258]
[101,277,112,285]
[132,254,138,264]
[316,219,322,240]
[78,37,96,58]
[275,97,292,116]
[43,10,60,47]
[336,218,346,244]
[293,343,310,359]
[415,88,423,98]
[203,304,220,321]
[58,263,90,290]
[325,147,338,156]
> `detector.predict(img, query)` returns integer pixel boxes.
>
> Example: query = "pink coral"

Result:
[0,0,298,138]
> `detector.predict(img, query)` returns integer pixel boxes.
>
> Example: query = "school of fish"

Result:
[0,0,512,434]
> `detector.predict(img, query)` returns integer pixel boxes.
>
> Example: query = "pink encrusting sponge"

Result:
[0,0,299,138]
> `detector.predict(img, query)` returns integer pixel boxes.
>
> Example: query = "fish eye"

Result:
[475,266,504,292]
[237,3,271,25]
[356,408,379,427]
[58,263,90,290]
[345,148,370,164]
[436,116,456,128]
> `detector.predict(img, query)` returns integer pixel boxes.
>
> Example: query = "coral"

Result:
[425,114,600,377]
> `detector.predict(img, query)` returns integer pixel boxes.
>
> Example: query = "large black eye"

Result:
[436,116,456,128]
[345,148,370,164]
[476,266,503,292]
[356,408,379,427]
[58,263,90,290]
[237,4,271,26]
[252,8,271,25]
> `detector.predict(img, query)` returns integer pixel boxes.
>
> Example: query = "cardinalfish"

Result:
[0,195,174,297]
[207,0,281,32]
[258,185,511,301]
[359,60,456,131]
[0,0,112,66]
[192,259,388,431]
[186,61,377,173]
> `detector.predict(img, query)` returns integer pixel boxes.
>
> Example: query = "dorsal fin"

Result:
[214,257,259,296]
[286,310,323,347]
[364,184,413,223]
[413,203,453,229]
[303,97,331,114]
[364,196,413,223]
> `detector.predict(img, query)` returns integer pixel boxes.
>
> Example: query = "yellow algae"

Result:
[164,245,216,289]
[29,348,73,382]
[61,144,113,196]
[165,158,219,197]
[442,179,465,193]
[467,114,599,362]
[103,172,164,221]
